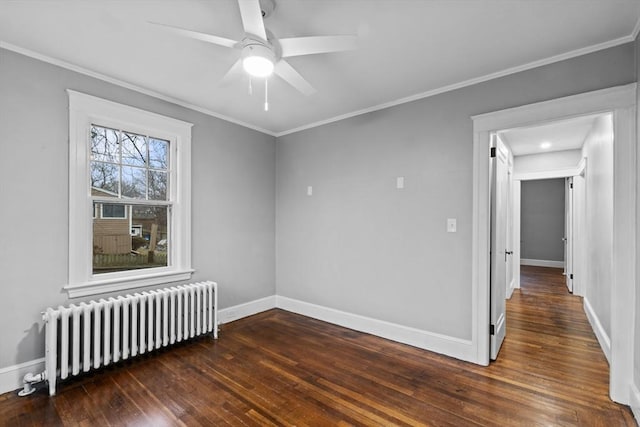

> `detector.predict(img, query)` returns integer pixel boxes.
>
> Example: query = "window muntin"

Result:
[90,125,169,201]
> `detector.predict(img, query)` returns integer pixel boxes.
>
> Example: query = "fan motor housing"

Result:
[242,41,275,63]
[260,0,276,18]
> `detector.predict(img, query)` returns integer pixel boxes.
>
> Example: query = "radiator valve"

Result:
[18,372,44,397]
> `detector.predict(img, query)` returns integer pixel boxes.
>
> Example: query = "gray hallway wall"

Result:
[520,179,566,262]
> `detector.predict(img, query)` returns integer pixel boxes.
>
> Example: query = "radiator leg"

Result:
[48,371,56,396]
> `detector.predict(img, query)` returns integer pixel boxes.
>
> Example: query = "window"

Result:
[67,91,193,298]
[100,203,127,219]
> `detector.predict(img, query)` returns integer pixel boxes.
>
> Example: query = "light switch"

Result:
[396,176,404,189]
[447,218,457,233]
[307,186,313,196]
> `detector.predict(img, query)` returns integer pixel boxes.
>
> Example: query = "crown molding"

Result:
[0,41,277,137]
[2,30,635,139]
[632,16,640,40]
[275,35,634,136]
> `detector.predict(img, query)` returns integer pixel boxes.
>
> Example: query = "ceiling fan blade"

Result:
[274,60,316,96]
[149,21,237,49]
[280,35,358,58]
[237,0,267,40]
[219,59,243,87]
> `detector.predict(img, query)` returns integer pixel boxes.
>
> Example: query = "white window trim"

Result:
[67,90,193,298]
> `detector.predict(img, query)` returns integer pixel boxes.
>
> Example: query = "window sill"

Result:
[64,269,194,298]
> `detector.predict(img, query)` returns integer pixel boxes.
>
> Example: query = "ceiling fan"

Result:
[150,0,357,108]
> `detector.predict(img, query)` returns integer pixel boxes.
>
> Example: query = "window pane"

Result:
[149,138,168,169]
[91,126,119,163]
[102,204,126,218]
[93,204,169,274]
[121,166,146,199]
[121,132,147,167]
[148,170,168,200]
[91,161,119,196]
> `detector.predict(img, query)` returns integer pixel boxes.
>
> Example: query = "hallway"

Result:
[496,265,633,424]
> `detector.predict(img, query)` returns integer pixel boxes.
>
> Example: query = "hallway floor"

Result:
[495,265,634,425]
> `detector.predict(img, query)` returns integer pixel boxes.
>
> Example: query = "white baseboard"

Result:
[275,296,476,363]
[0,358,45,395]
[630,383,640,424]
[583,297,611,364]
[506,277,517,299]
[1,294,477,395]
[217,295,276,325]
[520,259,564,268]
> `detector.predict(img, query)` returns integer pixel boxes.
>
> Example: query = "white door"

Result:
[490,136,508,360]
[505,167,514,298]
[564,177,573,293]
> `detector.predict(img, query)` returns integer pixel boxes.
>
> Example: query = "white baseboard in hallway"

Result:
[630,383,640,424]
[520,259,564,268]
[583,297,611,364]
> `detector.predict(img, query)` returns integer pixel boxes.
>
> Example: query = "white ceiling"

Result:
[499,113,604,156]
[0,1,638,136]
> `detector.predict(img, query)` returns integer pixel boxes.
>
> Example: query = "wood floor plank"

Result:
[0,265,635,425]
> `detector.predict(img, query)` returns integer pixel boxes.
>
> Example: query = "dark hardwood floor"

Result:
[0,266,635,426]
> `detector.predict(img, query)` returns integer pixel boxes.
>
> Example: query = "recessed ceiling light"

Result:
[540,141,552,149]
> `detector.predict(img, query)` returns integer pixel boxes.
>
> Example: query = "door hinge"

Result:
[490,147,496,158]
[490,324,495,335]
[570,183,573,189]
[570,273,574,279]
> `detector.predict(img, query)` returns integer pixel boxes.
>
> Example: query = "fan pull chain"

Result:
[248,77,253,95]
[264,77,269,111]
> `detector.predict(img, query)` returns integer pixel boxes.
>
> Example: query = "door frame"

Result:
[470,83,636,404]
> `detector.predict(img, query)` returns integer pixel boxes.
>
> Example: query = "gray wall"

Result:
[0,48,276,368]
[635,31,640,407]
[520,179,565,261]
[0,40,636,371]
[581,114,615,342]
[276,43,635,341]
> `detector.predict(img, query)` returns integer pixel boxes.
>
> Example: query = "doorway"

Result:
[471,83,636,404]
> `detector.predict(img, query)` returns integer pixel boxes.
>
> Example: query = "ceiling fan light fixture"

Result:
[243,56,274,77]
[242,43,275,77]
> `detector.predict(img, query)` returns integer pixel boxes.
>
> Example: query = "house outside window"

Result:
[67,91,193,298]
